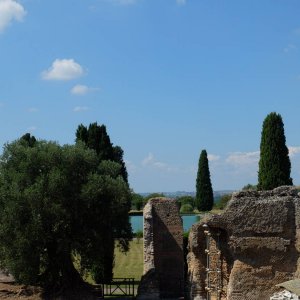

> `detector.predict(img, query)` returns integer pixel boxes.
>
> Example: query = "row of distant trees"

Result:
[131,192,230,213]
[195,112,293,211]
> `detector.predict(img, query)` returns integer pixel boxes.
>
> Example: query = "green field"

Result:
[113,239,144,281]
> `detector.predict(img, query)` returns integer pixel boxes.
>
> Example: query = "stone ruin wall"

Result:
[137,197,184,300]
[187,186,300,300]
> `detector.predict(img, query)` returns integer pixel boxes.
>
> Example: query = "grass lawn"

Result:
[113,239,143,281]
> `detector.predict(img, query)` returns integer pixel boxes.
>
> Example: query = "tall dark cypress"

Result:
[75,122,130,282]
[258,112,293,190]
[76,122,128,183]
[195,150,214,211]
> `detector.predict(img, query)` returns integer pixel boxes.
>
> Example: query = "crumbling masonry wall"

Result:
[137,198,184,299]
[187,186,300,300]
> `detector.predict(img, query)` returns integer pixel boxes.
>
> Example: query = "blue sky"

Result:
[1,0,300,193]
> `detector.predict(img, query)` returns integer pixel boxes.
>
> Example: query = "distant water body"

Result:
[130,215,201,233]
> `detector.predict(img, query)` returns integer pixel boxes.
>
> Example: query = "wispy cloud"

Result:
[41,59,84,81]
[0,0,26,33]
[225,151,260,167]
[207,154,220,162]
[176,0,186,5]
[125,160,138,173]
[142,153,177,172]
[70,84,99,96]
[27,107,38,113]
[288,146,300,158]
[283,44,297,53]
[73,106,89,112]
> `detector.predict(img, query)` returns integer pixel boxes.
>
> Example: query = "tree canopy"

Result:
[258,112,293,190]
[76,122,128,184]
[195,150,214,211]
[0,136,132,297]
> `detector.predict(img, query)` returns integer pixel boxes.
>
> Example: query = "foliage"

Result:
[195,150,214,211]
[213,194,232,210]
[180,204,194,214]
[143,192,165,201]
[134,230,143,243]
[258,112,293,190]
[76,122,128,183]
[76,122,131,284]
[242,183,257,191]
[131,193,144,211]
[0,138,132,292]
[176,196,195,209]
[143,193,165,206]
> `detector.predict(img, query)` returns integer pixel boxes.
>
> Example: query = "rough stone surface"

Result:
[187,186,300,300]
[137,198,184,300]
[270,290,299,300]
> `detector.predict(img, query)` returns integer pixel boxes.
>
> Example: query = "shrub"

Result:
[180,204,194,214]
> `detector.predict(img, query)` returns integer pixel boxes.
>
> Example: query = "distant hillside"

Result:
[139,190,235,200]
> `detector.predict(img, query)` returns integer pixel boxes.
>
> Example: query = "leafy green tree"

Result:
[0,138,131,298]
[176,196,195,209]
[143,193,165,206]
[195,150,214,211]
[242,183,257,191]
[76,122,128,183]
[258,112,293,190]
[213,194,232,210]
[76,123,130,285]
[131,193,144,211]
[20,133,36,147]
[179,204,194,214]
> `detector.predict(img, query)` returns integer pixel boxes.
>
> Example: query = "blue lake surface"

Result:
[130,215,201,233]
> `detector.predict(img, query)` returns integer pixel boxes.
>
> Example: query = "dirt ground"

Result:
[0,282,42,299]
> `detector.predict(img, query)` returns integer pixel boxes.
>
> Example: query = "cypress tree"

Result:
[195,150,214,211]
[258,112,293,190]
[76,122,128,183]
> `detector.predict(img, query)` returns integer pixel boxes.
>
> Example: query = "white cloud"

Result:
[142,153,176,172]
[0,0,26,33]
[207,154,220,162]
[225,151,260,167]
[41,59,84,81]
[70,84,99,95]
[27,107,38,113]
[283,44,297,53]
[73,106,89,112]
[288,146,300,158]
[176,0,186,5]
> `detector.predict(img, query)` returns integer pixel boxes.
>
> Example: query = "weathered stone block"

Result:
[137,198,184,300]
[187,186,300,300]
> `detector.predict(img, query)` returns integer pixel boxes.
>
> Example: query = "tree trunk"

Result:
[43,247,99,300]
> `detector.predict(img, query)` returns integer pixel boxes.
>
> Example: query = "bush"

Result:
[135,230,143,243]
[180,204,194,214]
[176,196,195,209]
[214,194,231,210]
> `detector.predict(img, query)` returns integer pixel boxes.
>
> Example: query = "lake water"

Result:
[130,215,201,233]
